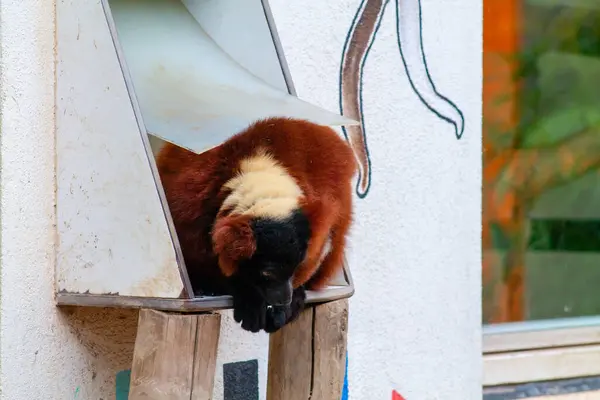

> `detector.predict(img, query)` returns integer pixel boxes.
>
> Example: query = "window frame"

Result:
[483,317,600,386]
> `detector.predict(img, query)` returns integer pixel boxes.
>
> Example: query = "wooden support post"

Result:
[311,299,349,398]
[266,299,349,400]
[266,306,314,400]
[129,309,221,400]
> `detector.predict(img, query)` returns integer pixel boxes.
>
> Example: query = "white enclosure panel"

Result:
[56,0,185,298]
[107,0,358,155]
[182,0,289,91]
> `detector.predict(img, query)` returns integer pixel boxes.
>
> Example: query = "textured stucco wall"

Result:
[0,0,481,399]
[226,0,483,398]
[0,1,139,398]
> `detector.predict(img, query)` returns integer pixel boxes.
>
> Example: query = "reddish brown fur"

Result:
[211,214,256,277]
[156,117,357,293]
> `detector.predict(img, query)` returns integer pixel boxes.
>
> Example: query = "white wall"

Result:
[269,0,482,398]
[0,0,481,399]
[0,1,139,398]
[0,0,267,397]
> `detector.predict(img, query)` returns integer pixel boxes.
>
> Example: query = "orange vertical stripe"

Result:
[483,0,524,322]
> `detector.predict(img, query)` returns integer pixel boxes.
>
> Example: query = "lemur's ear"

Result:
[212,215,256,276]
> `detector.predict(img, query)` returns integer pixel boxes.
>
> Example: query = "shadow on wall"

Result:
[339,0,465,198]
[56,307,138,398]
[58,306,138,355]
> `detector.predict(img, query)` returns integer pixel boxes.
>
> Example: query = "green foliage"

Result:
[521,107,600,148]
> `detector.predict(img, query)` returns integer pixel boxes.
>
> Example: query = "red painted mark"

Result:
[392,390,406,400]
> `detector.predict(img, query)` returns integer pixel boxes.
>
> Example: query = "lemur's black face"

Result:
[237,210,310,306]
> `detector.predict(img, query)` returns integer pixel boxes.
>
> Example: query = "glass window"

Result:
[483,0,600,386]
[484,0,600,326]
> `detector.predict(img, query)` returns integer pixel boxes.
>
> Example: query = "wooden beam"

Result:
[129,309,221,400]
[191,315,221,399]
[267,306,314,400]
[311,299,349,399]
[266,299,349,400]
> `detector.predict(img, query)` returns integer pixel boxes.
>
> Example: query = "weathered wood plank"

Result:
[266,307,314,400]
[266,299,349,400]
[311,299,349,400]
[191,315,221,400]
[129,309,220,400]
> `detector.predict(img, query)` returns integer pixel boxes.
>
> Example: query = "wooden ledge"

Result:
[56,285,354,312]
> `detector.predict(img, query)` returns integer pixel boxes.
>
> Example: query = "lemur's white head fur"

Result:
[220,150,304,219]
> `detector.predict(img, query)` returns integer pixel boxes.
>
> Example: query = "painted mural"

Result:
[339,0,465,398]
[340,0,465,198]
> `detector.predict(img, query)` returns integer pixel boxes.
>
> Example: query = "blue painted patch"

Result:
[341,352,349,400]
[116,369,131,400]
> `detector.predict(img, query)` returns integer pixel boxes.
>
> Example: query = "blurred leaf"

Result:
[490,223,511,250]
[528,219,552,250]
[521,106,600,148]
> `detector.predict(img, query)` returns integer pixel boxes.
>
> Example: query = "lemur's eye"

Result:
[261,270,274,279]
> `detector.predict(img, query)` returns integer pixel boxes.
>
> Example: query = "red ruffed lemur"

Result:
[156,117,357,333]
